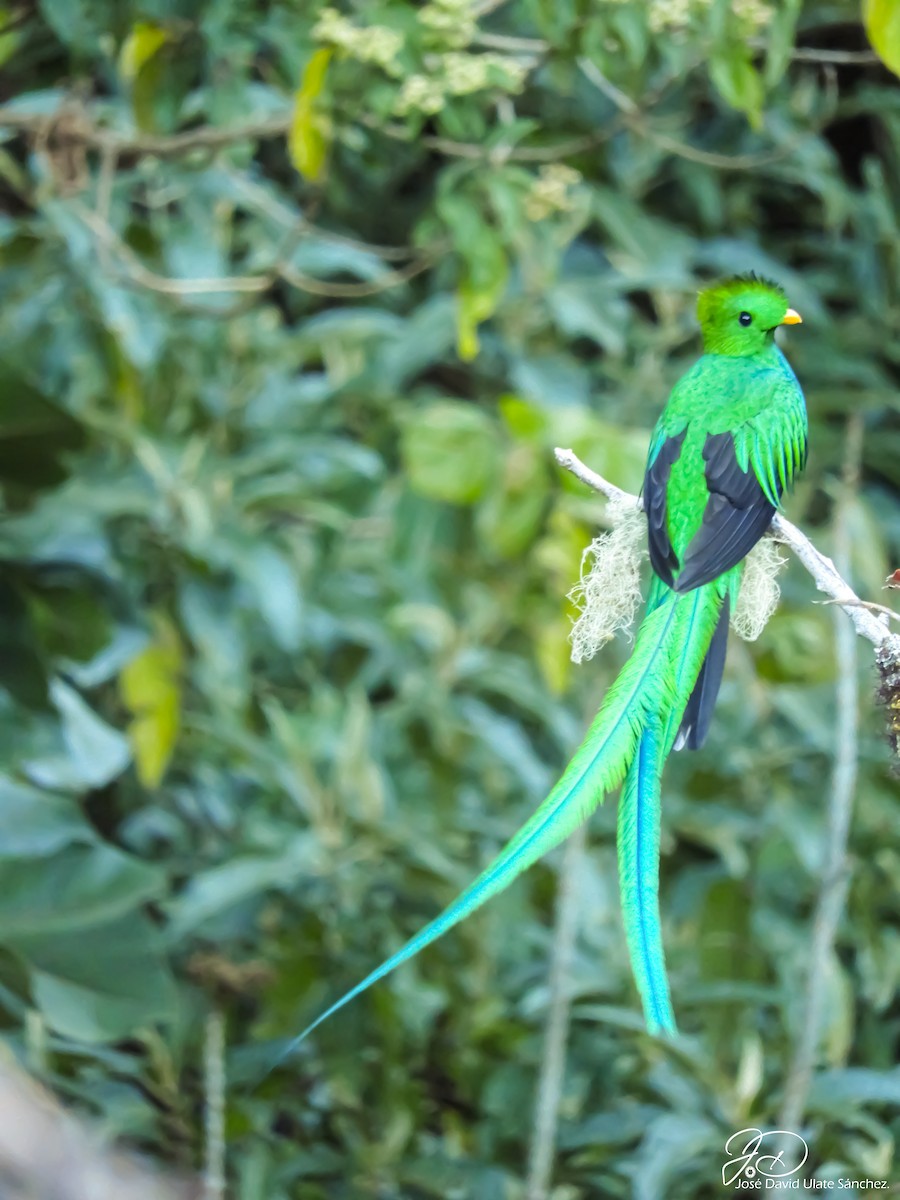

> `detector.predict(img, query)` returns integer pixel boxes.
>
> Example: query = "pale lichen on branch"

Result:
[554,446,900,657]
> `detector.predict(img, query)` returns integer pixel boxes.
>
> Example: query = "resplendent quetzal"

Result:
[294,274,806,1045]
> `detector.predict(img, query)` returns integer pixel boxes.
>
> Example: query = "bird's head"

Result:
[697,273,801,356]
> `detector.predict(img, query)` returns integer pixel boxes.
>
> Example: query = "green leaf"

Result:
[476,444,549,558]
[710,44,764,128]
[764,0,802,86]
[633,1113,719,1200]
[497,395,548,441]
[0,580,48,708]
[457,278,499,361]
[456,242,508,362]
[41,678,131,790]
[21,914,176,1041]
[437,191,509,360]
[0,360,85,493]
[548,278,628,355]
[118,21,178,132]
[0,843,162,938]
[809,1068,900,1111]
[0,8,22,71]
[166,835,321,938]
[864,0,900,77]
[120,616,182,789]
[238,544,303,653]
[37,0,113,51]
[118,21,171,81]
[609,5,650,70]
[401,401,501,505]
[0,777,93,858]
[289,48,333,181]
[534,612,574,697]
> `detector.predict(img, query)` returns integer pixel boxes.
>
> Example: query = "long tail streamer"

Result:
[284,579,729,1058]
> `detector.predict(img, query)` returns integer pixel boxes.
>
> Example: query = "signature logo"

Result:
[722,1128,809,1187]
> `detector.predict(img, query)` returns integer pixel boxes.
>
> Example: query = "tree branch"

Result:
[553,447,900,656]
[815,596,900,626]
[576,59,802,172]
[764,45,880,65]
[0,105,292,157]
[203,1010,226,1200]
[67,199,439,307]
[0,100,613,168]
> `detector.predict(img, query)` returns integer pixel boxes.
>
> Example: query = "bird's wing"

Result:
[674,380,807,593]
[644,428,686,588]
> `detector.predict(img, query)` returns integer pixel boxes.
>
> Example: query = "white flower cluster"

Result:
[419,0,477,50]
[648,0,711,34]
[313,4,528,117]
[731,0,774,33]
[396,74,445,115]
[648,0,772,34]
[524,163,582,222]
[445,51,527,94]
[395,52,528,116]
[312,7,404,73]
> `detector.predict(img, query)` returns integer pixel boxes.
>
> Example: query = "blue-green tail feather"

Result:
[617,582,729,1036]
[282,581,729,1062]
[618,720,674,1035]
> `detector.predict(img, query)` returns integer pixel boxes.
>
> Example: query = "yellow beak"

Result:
[781,308,802,325]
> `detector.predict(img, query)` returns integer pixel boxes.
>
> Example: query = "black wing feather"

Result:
[644,430,686,588]
[674,431,777,594]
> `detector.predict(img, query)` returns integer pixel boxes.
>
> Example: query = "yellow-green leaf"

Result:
[498,395,548,441]
[532,509,592,694]
[456,255,508,362]
[289,48,333,182]
[476,444,549,558]
[119,21,171,82]
[534,614,572,696]
[401,400,500,505]
[0,5,22,72]
[120,618,183,789]
[864,0,900,77]
[710,45,764,129]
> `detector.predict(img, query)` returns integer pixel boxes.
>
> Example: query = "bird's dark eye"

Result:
[738,311,752,326]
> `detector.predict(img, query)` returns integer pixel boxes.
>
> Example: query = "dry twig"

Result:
[0,105,292,158]
[203,1011,226,1200]
[66,199,439,306]
[815,596,900,625]
[525,825,585,1200]
[577,58,810,172]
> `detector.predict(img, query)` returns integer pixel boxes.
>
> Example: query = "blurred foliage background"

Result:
[0,0,899,1196]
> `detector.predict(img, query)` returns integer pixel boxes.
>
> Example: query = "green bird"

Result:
[292,274,806,1047]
